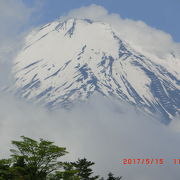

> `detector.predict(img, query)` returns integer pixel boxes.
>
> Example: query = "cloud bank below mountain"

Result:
[0,94,180,179]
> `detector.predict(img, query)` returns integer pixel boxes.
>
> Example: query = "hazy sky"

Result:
[24,0,180,42]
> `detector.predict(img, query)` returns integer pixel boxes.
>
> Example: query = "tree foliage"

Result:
[71,158,99,180]
[107,172,122,180]
[10,136,67,179]
[0,136,122,180]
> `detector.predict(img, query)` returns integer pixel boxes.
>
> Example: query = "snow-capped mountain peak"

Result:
[13,18,180,123]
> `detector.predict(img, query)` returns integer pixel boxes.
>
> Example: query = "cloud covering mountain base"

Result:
[0,93,180,180]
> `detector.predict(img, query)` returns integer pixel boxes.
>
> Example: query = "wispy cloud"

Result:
[0,0,43,86]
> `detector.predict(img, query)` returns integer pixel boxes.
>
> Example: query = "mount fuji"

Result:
[12,18,180,123]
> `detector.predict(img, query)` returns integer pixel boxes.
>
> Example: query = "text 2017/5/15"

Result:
[122,159,180,165]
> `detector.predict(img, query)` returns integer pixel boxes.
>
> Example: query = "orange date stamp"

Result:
[121,158,180,165]
[122,158,164,165]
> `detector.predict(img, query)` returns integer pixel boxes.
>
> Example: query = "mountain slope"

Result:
[13,18,180,123]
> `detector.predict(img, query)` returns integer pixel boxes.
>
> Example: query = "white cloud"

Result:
[0,0,34,51]
[0,0,42,86]
[0,0,32,37]
[169,115,180,132]
[64,4,108,19]
[0,93,180,179]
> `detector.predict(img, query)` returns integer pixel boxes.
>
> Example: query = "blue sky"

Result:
[24,0,180,42]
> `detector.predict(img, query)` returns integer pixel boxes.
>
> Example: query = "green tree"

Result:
[48,162,80,180]
[0,136,123,180]
[71,158,99,180]
[9,136,68,179]
[106,172,122,180]
[0,159,13,180]
[48,158,99,180]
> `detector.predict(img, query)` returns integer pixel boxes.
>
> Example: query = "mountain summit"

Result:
[13,18,180,122]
